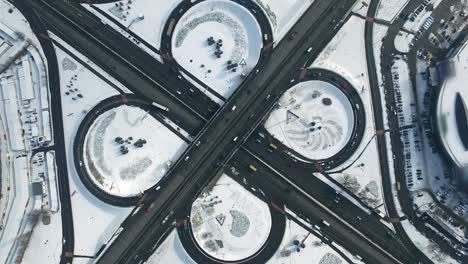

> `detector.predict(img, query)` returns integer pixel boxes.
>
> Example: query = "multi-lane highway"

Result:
[27,0,221,135]
[12,0,451,262]
[229,148,403,264]
[94,1,360,263]
[240,138,420,263]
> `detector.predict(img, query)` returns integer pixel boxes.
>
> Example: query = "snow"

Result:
[147,229,196,264]
[190,174,272,261]
[84,0,182,54]
[267,219,348,264]
[45,152,60,213]
[436,44,468,167]
[53,39,134,257]
[402,0,442,33]
[308,16,384,210]
[148,183,355,264]
[394,31,414,53]
[0,3,57,259]
[83,105,188,197]
[351,0,371,18]
[401,220,459,264]
[265,80,355,160]
[1,75,25,151]
[0,156,31,263]
[172,0,262,99]
[375,0,409,22]
[372,23,390,130]
[391,57,417,127]
[22,211,62,264]
[0,0,44,57]
[253,0,315,42]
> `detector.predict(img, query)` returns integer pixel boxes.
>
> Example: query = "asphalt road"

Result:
[258,68,366,170]
[159,0,274,103]
[379,0,468,261]
[366,0,434,263]
[9,1,75,263]
[241,139,419,263]
[94,1,359,263]
[28,0,217,135]
[176,194,286,264]
[72,94,190,207]
[228,148,401,264]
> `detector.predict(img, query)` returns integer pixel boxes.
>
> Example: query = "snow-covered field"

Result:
[375,0,409,22]
[147,229,196,264]
[265,80,354,160]
[190,174,272,261]
[148,176,356,264]
[172,0,262,100]
[84,0,182,54]
[309,16,384,210]
[402,220,459,264]
[253,0,315,42]
[0,1,62,262]
[394,31,414,53]
[52,38,134,258]
[83,105,188,197]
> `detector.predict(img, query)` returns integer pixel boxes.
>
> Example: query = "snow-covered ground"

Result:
[394,31,414,53]
[149,220,354,264]
[147,229,196,264]
[172,0,262,100]
[265,80,354,160]
[190,174,272,261]
[308,16,384,211]
[83,0,183,56]
[375,0,409,22]
[148,176,358,264]
[267,219,349,264]
[83,105,188,197]
[51,37,135,258]
[401,220,459,263]
[0,1,62,262]
[253,0,315,42]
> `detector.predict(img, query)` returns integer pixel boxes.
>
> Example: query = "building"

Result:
[435,42,468,186]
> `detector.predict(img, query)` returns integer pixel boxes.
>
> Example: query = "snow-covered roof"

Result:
[436,43,468,168]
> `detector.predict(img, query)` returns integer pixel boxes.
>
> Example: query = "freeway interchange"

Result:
[12,0,458,263]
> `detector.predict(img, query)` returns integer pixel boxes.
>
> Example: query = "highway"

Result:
[27,0,220,135]
[228,148,403,264]
[94,1,359,263]
[241,137,420,263]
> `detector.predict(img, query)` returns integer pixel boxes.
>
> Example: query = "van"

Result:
[322,220,330,227]
[233,136,238,142]
[306,47,312,53]
[231,105,237,111]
